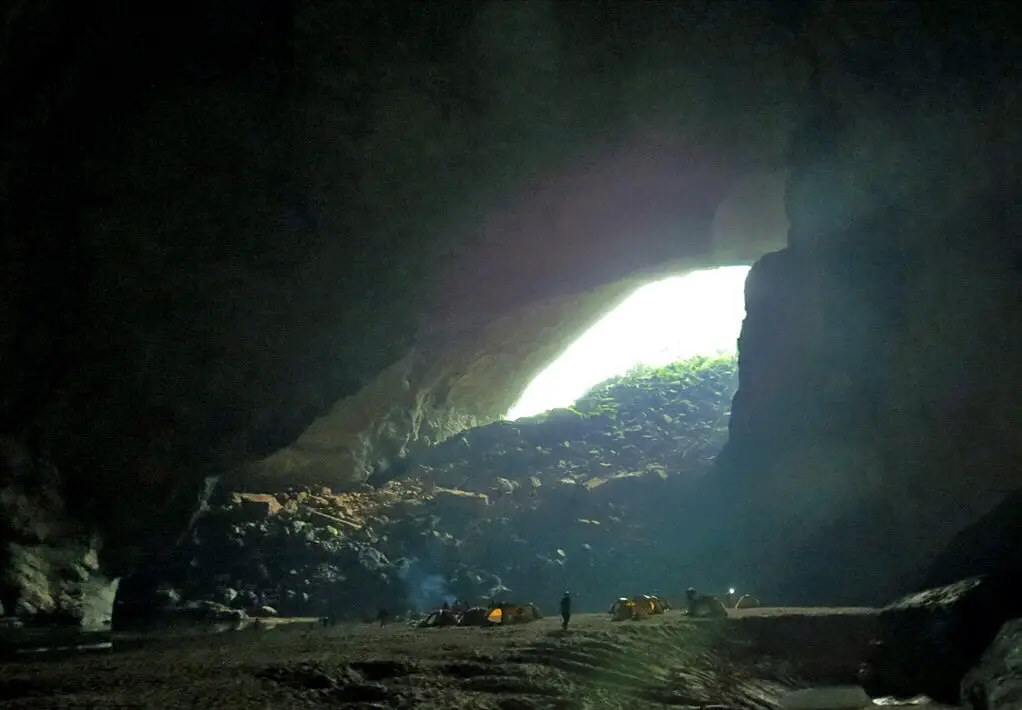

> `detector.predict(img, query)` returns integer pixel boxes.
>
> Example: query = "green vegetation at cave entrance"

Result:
[419,354,739,489]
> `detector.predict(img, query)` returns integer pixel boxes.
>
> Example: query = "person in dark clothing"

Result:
[376,607,390,627]
[685,587,699,615]
[559,591,572,631]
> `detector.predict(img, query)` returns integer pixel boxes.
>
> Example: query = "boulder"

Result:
[249,605,278,618]
[962,619,1022,710]
[432,488,489,513]
[153,587,180,608]
[859,574,1022,704]
[230,493,282,521]
[212,587,238,605]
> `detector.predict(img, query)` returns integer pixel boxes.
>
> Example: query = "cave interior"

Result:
[1,0,1022,627]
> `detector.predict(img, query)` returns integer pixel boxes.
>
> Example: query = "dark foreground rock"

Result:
[1,438,118,632]
[962,619,1022,710]
[859,574,1022,704]
[121,357,738,620]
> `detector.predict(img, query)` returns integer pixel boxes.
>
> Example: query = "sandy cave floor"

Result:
[0,607,935,710]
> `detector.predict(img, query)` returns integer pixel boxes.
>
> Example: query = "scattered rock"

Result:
[432,488,489,512]
[123,357,737,620]
[307,508,360,530]
[231,493,283,521]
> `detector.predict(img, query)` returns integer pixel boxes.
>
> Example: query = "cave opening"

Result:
[506,265,751,420]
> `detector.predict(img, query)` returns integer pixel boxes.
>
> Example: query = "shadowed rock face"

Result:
[862,574,1022,704]
[700,1,1022,604]
[0,1,802,584]
[1,0,1022,620]
[923,490,1022,589]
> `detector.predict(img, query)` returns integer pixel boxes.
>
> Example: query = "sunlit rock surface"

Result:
[234,280,641,490]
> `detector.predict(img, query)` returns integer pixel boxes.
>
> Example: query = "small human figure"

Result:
[560,591,572,631]
[685,587,700,615]
[376,607,390,627]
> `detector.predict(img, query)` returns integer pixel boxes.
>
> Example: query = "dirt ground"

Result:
[0,608,882,710]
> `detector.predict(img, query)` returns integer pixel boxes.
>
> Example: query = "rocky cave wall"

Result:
[3,0,1022,620]
[704,2,1022,603]
[236,166,788,492]
[236,1,1022,607]
[0,0,802,590]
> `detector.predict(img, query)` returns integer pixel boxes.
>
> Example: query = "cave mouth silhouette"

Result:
[505,265,750,420]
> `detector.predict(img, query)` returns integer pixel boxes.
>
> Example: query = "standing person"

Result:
[559,591,572,631]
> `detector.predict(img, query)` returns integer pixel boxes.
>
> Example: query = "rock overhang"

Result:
[236,162,787,491]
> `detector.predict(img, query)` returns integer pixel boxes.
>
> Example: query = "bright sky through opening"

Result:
[506,266,751,420]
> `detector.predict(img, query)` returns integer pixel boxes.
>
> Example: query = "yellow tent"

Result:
[610,595,671,621]
[486,604,541,625]
[609,598,636,621]
[631,596,656,618]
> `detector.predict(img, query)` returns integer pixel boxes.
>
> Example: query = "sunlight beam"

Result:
[506,266,750,420]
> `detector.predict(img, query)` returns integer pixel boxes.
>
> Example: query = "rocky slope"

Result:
[4,0,1022,632]
[117,357,737,621]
